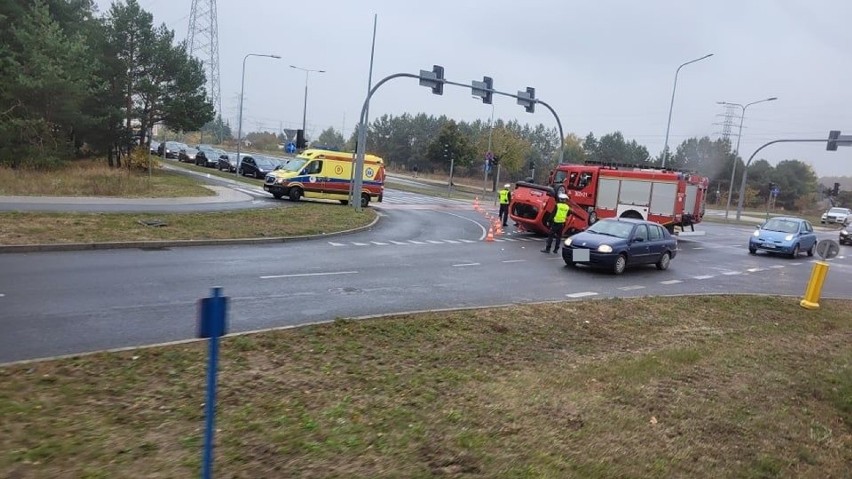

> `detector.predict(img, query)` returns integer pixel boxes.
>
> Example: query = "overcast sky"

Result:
[95,0,852,178]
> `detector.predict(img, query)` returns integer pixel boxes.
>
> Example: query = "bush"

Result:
[125,148,160,172]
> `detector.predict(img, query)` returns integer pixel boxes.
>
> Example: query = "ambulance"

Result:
[263,149,385,207]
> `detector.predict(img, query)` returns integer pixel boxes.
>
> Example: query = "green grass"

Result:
[1,295,849,478]
[0,204,376,245]
[0,160,213,198]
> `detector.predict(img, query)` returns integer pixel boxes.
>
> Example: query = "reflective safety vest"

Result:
[499,189,510,204]
[553,202,570,223]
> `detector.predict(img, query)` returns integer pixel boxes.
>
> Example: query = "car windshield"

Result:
[828,208,848,214]
[280,159,307,172]
[166,142,187,149]
[256,158,276,169]
[587,220,634,239]
[762,218,800,233]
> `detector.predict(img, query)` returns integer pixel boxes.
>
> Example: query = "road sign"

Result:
[485,151,494,161]
[286,142,297,154]
[815,239,840,260]
[771,187,780,196]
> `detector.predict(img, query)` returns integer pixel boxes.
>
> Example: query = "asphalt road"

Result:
[1,189,849,363]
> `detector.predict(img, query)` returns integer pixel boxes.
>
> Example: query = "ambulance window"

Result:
[304,161,322,175]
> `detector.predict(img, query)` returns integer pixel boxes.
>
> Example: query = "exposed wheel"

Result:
[748,246,757,255]
[613,254,627,275]
[360,194,370,208]
[238,168,243,176]
[620,210,643,220]
[588,210,598,225]
[272,192,283,200]
[339,200,349,205]
[289,187,302,202]
[255,171,262,179]
[807,242,815,257]
[656,251,671,271]
[789,244,799,258]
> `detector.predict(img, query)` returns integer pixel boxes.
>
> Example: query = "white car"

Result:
[821,207,851,225]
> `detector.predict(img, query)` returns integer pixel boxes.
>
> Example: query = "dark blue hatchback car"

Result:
[561,218,678,275]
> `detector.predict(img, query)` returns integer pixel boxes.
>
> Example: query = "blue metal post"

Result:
[199,286,227,479]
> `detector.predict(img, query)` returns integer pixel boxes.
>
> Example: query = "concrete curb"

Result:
[0,214,381,254]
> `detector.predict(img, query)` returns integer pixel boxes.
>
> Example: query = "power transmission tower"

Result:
[713,103,738,142]
[187,0,221,122]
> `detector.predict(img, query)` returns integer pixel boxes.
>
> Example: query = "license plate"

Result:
[763,244,775,248]
[572,249,590,262]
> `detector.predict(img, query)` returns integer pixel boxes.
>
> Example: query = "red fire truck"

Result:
[509,162,709,235]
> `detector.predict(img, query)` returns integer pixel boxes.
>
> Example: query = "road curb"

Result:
[0,214,381,254]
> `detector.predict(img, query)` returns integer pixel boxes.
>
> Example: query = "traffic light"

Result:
[834,182,841,196]
[827,130,841,151]
[419,65,445,95]
[482,76,493,105]
[768,182,775,194]
[517,87,535,113]
[296,129,306,149]
[492,156,499,166]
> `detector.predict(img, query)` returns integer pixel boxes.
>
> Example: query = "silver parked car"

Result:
[820,207,851,225]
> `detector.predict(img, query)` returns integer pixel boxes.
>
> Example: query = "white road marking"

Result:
[390,240,408,245]
[261,271,358,279]
[565,292,598,298]
[722,271,742,276]
[502,238,517,242]
[352,242,369,246]
[436,210,489,241]
[660,280,682,285]
[408,240,426,245]
[747,267,766,272]
[443,239,460,244]
[453,262,480,267]
[371,241,388,246]
[769,265,785,269]
[501,259,526,263]
[789,262,802,266]
[692,247,705,250]
[693,275,715,280]
[427,240,444,244]
[458,239,476,243]
[618,285,646,291]
[328,242,346,246]
[0,293,5,298]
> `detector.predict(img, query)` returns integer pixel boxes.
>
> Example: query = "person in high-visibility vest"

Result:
[498,183,512,227]
[542,193,571,254]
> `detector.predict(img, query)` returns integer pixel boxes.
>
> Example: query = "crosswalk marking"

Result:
[566,291,598,298]
[693,275,715,280]
[660,280,682,285]
[618,285,646,291]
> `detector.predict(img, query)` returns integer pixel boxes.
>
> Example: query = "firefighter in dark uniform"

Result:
[542,193,571,253]
[498,184,511,227]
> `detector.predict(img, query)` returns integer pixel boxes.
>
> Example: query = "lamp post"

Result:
[290,65,325,145]
[236,53,280,175]
[662,53,713,168]
[717,97,778,219]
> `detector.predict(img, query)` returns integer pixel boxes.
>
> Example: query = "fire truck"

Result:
[509,161,709,235]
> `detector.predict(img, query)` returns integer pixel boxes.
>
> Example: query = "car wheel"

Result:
[289,187,302,202]
[360,194,370,208]
[339,200,349,205]
[789,244,799,258]
[255,171,262,179]
[656,251,671,271]
[613,254,627,275]
[748,246,757,255]
[807,242,816,257]
[272,192,283,200]
[238,168,243,176]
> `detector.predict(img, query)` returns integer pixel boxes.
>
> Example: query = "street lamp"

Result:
[290,65,326,145]
[662,53,713,168]
[717,97,778,219]
[236,53,280,175]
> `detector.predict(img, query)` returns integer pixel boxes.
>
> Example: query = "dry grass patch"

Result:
[1,296,849,478]
[0,203,376,245]
[0,160,212,197]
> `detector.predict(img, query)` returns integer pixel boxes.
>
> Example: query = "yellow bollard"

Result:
[800,261,829,310]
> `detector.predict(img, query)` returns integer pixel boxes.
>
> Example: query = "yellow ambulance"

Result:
[263,149,385,207]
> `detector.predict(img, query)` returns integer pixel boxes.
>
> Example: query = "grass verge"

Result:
[0,204,376,245]
[1,295,849,478]
[0,160,213,198]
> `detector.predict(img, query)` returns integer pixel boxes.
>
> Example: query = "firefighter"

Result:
[498,183,512,227]
[541,193,571,254]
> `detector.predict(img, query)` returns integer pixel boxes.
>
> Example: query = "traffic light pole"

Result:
[735,138,834,221]
[350,70,565,211]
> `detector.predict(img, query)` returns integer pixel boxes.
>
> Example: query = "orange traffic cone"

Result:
[473,197,480,209]
[495,222,504,235]
[485,226,495,242]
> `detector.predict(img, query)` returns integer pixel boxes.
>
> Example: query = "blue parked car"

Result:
[561,218,678,275]
[748,217,817,257]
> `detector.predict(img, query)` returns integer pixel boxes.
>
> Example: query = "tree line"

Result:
[0,0,214,169]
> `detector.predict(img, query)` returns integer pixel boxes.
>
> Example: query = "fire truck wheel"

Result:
[613,254,627,275]
[656,252,671,271]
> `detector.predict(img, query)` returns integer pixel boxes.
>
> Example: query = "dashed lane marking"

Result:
[426,240,444,244]
[692,247,705,250]
[352,242,369,246]
[443,239,460,244]
[458,239,476,243]
[693,275,715,280]
[329,242,346,246]
[390,240,408,245]
[789,262,802,266]
[618,285,646,291]
[660,280,682,285]
[769,265,785,269]
[261,271,358,279]
[722,271,742,275]
[501,259,525,263]
[565,292,598,298]
[370,241,388,246]
[452,262,480,267]
[408,240,426,245]
[747,267,766,272]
